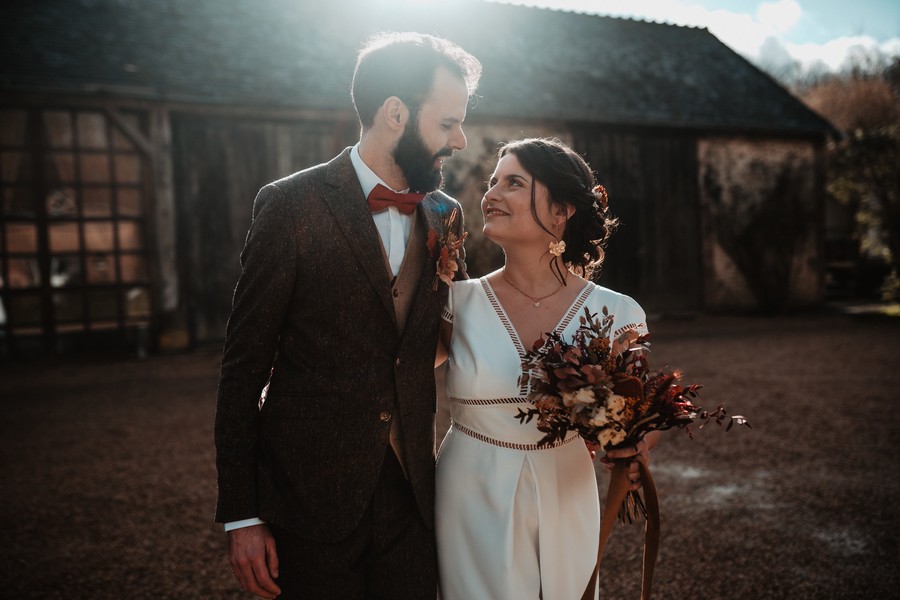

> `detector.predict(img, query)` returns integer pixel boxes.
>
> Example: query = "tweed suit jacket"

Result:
[214,148,467,541]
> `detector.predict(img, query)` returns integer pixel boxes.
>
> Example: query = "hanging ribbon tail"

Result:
[637,456,660,600]
[581,457,660,600]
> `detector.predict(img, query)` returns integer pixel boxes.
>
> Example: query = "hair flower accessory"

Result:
[548,239,566,257]
[592,184,609,211]
[426,207,467,289]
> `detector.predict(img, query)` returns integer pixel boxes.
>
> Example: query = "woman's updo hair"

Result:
[497,137,618,279]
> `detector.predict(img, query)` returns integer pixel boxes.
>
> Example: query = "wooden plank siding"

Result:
[574,128,701,314]
[171,114,356,342]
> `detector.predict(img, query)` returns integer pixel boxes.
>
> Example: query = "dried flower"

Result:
[427,207,467,289]
[516,306,750,522]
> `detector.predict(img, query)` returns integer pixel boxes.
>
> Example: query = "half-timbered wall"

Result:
[0,107,153,358]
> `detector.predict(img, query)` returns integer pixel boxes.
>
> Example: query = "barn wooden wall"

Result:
[171,113,356,342]
[575,127,702,314]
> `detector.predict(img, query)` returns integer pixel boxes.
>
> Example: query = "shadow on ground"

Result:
[1,310,898,599]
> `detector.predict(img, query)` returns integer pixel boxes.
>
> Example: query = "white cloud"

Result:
[787,36,900,71]
[757,0,802,35]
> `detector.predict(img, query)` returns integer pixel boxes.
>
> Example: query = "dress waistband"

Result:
[451,419,579,451]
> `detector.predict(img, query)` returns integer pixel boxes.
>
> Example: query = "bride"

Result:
[435,137,660,599]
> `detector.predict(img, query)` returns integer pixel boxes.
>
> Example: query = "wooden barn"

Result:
[0,0,836,358]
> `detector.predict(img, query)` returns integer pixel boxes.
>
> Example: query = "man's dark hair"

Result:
[351,32,481,128]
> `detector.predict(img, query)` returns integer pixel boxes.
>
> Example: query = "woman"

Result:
[435,137,660,599]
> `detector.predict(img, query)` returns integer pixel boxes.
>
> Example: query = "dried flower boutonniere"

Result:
[426,207,467,290]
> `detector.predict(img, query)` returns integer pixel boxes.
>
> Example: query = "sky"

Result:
[489,0,900,74]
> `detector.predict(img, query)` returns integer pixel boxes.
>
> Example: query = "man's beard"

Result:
[393,118,453,194]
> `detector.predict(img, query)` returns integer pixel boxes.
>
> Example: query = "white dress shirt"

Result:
[224,145,413,532]
[350,143,415,277]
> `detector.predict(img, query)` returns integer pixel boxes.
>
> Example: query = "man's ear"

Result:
[383,97,409,131]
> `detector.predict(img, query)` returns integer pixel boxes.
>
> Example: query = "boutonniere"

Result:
[426,207,467,290]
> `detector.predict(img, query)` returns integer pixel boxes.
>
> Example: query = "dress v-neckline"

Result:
[480,277,593,359]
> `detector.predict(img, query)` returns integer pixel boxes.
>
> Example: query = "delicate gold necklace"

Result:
[501,270,565,308]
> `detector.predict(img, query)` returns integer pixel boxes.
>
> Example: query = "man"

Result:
[215,32,481,599]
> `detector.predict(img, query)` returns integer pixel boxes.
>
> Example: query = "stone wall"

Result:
[698,137,822,311]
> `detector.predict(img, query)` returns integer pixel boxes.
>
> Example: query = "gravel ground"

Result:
[1,309,898,599]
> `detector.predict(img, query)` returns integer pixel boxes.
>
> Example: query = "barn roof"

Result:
[0,0,835,137]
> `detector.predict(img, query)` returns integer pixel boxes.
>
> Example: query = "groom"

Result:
[214,33,481,599]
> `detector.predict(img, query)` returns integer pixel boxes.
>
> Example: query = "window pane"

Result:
[112,113,141,150]
[76,112,108,150]
[86,253,115,283]
[6,223,38,253]
[1,110,29,146]
[6,258,41,288]
[53,291,84,322]
[43,111,73,149]
[117,188,143,216]
[117,221,142,251]
[46,152,76,184]
[114,154,142,184]
[82,187,112,217]
[49,222,80,252]
[8,294,41,325]
[84,222,114,251]
[125,287,150,319]
[88,290,118,321]
[3,186,37,217]
[119,254,146,282]
[80,153,110,183]
[50,255,83,287]
[46,187,78,218]
[1,152,32,183]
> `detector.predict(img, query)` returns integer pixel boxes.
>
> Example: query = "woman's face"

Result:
[481,153,558,247]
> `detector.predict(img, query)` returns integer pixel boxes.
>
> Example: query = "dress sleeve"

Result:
[441,284,454,323]
[612,293,649,338]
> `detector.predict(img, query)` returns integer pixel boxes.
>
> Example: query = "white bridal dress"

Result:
[436,277,647,600]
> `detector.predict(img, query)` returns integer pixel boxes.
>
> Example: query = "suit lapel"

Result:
[322,149,396,320]
[400,195,447,340]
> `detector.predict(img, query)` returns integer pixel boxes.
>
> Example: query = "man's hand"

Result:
[228,524,281,599]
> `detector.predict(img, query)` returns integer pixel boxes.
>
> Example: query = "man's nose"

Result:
[451,127,467,152]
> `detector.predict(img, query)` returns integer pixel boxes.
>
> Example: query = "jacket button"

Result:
[392,288,400,297]
[379,410,392,423]
[395,358,401,367]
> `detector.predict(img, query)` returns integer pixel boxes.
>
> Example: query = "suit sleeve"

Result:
[214,182,298,523]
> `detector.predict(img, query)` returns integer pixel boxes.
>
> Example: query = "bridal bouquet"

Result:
[516,306,749,598]
[516,306,749,521]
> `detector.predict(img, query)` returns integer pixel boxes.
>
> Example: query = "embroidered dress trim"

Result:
[450,396,526,406]
[480,278,593,396]
[441,306,453,323]
[614,321,646,337]
[452,419,578,451]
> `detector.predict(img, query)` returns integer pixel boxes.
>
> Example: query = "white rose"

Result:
[562,387,595,407]
[600,426,627,448]
[606,394,626,418]
[589,406,608,427]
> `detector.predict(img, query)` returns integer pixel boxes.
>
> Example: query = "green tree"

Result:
[827,125,900,297]
[795,56,900,299]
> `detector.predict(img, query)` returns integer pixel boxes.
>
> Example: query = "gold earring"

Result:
[549,239,566,257]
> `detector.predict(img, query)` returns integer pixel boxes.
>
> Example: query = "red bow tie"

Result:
[367,184,426,215]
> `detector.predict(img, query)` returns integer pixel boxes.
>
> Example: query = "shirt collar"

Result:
[350,143,409,198]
